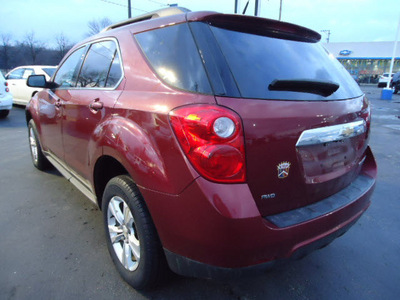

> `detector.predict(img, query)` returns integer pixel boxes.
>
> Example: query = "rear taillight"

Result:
[360,96,371,139]
[4,81,9,92]
[169,104,246,183]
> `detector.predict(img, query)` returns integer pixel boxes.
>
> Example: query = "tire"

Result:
[102,175,166,290]
[28,119,51,170]
[0,110,9,118]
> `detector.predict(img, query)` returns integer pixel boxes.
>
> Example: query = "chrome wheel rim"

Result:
[107,196,140,271]
[29,127,38,163]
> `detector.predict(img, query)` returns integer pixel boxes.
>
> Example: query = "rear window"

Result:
[207,25,362,101]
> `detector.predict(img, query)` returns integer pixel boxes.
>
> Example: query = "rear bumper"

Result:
[164,213,361,279]
[0,95,13,110]
[141,147,376,278]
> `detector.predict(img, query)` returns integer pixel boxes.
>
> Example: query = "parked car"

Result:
[351,74,360,85]
[391,71,400,94]
[0,71,13,118]
[377,72,394,87]
[25,7,377,290]
[5,65,56,105]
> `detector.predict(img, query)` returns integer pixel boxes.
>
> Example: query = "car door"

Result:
[61,39,124,181]
[39,46,87,160]
[6,68,25,102]
[19,68,36,103]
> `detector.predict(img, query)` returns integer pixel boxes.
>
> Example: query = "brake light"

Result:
[360,96,371,139]
[169,104,246,183]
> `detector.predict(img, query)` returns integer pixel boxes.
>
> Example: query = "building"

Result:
[323,41,400,83]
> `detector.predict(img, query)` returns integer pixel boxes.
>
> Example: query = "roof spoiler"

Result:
[199,14,321,43]
[102,6,191,31]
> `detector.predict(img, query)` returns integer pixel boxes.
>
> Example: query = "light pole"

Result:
[128,0,131,18]
[279,0,282,20]
[321,30,331,43]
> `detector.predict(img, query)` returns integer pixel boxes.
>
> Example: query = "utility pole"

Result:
[235,0,240,13]
[321,29,331,43]
[128,0,131,18]
[279,0,282,20]
[255,0,260,16]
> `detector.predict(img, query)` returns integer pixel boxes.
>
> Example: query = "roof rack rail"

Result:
[103,6,191,31]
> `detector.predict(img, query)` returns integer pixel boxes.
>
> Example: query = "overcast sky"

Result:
[1,0,399,48]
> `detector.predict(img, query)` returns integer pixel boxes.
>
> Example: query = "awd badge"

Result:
[277,162,291,179]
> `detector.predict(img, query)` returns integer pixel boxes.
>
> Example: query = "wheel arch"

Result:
[93,155,129,210]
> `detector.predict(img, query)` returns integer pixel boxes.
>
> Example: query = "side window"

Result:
[135,23,212,94]
[7,68,24,79]
[105,52,122,88]
[54,47,87,87]
[77,40,120,88]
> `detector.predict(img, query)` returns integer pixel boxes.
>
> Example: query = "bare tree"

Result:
[24,31,45,64]
[1,33,13,70]
[85,17,113,37]
[55,32,71,59]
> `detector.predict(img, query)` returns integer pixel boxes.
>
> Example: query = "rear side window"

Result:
[105,52,122,88]
[54,47,86,87]
[135,23,212,95]
[77,40,121,88]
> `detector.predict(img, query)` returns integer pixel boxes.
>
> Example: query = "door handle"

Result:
[89,99,103,111]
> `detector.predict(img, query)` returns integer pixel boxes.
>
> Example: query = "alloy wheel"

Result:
[107,196,140,271]
[29,127,38,163]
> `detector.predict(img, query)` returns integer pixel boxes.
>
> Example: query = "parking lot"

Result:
[0,85,399,300]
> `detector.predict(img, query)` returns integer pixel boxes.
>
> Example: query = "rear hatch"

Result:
[189,15,370,216]
[134,13,370,216]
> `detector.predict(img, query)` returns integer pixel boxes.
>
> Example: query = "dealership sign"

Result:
[339,50,352,56]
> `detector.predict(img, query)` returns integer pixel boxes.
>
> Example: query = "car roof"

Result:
[75,7,320,47]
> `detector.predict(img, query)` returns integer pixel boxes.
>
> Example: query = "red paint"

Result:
[27,11,377,273]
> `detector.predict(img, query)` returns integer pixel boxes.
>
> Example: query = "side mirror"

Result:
[27,75,46,88]
[27,75,59,89]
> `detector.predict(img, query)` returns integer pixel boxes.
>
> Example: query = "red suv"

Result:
[26,7,377,290]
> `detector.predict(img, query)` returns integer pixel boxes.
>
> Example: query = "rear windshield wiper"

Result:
[268,79,339,97]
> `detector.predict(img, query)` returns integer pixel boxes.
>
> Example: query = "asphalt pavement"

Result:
[0,85,399,300]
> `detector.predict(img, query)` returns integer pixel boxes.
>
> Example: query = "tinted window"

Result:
[77,41,118,88]
[105,51,122,88]
[54,47,86,87]
[7,68,24,79]
[135,23,212,94]
[208,26,362,100]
